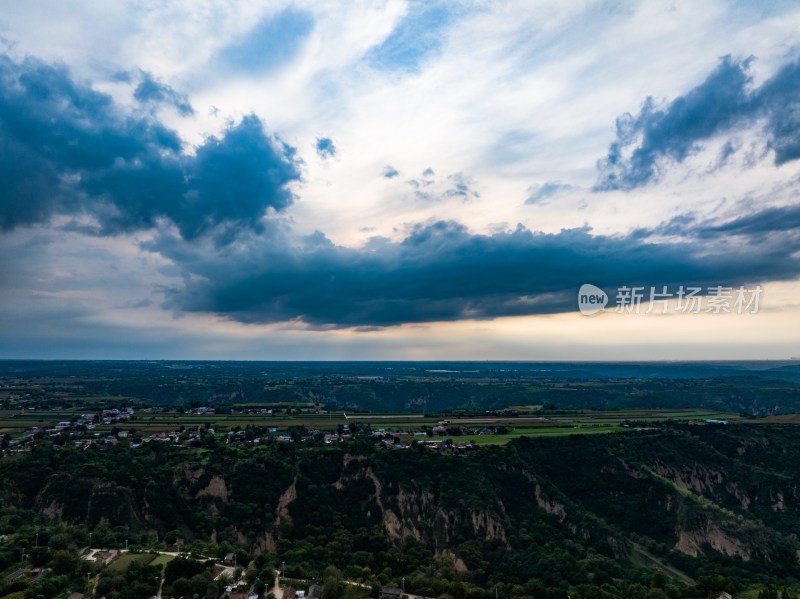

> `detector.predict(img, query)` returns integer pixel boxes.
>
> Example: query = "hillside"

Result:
[2,423,800,598]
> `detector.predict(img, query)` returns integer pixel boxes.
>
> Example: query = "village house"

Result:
[30,567,51,583]
[4,568,25,583]
[282,586,297,599]
[381,588,403,599]
[95,549,119,566]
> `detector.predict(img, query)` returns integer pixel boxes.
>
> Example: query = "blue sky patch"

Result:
[365,1,455,72]
[316,137,336,158]
[218,8,314,73]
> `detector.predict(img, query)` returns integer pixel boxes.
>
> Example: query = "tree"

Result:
[50,550,76,575]
[165,530,181,545]
[760,586,779,599]
[323,565,342,599]
[217,541,234,559]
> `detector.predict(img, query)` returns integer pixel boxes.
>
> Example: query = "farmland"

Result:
[0,405,747,444]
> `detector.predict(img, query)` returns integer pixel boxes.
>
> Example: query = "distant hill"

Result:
[3,360,800,416]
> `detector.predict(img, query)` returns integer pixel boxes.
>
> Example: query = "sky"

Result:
[1,0,800,360]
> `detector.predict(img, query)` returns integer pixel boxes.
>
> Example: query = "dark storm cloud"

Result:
[133,71,194,115]
[315,137,336,158]
[596,55,800,190]
[151,215,800,328]
[182,116,299,237]
[697,204,800,238]
[0,54,300,238]
[652,201,800,242]
[760,59,800,165]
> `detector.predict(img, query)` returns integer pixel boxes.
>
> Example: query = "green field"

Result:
[148,554,175,569]
[104,552,158,574]
[392,408,744,445]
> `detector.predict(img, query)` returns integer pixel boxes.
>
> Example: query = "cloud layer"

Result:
[2,1,800,358]
[3,49,800,331]
[153,214,800,328]
[596,55,800,190]
[0,55,300,239]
